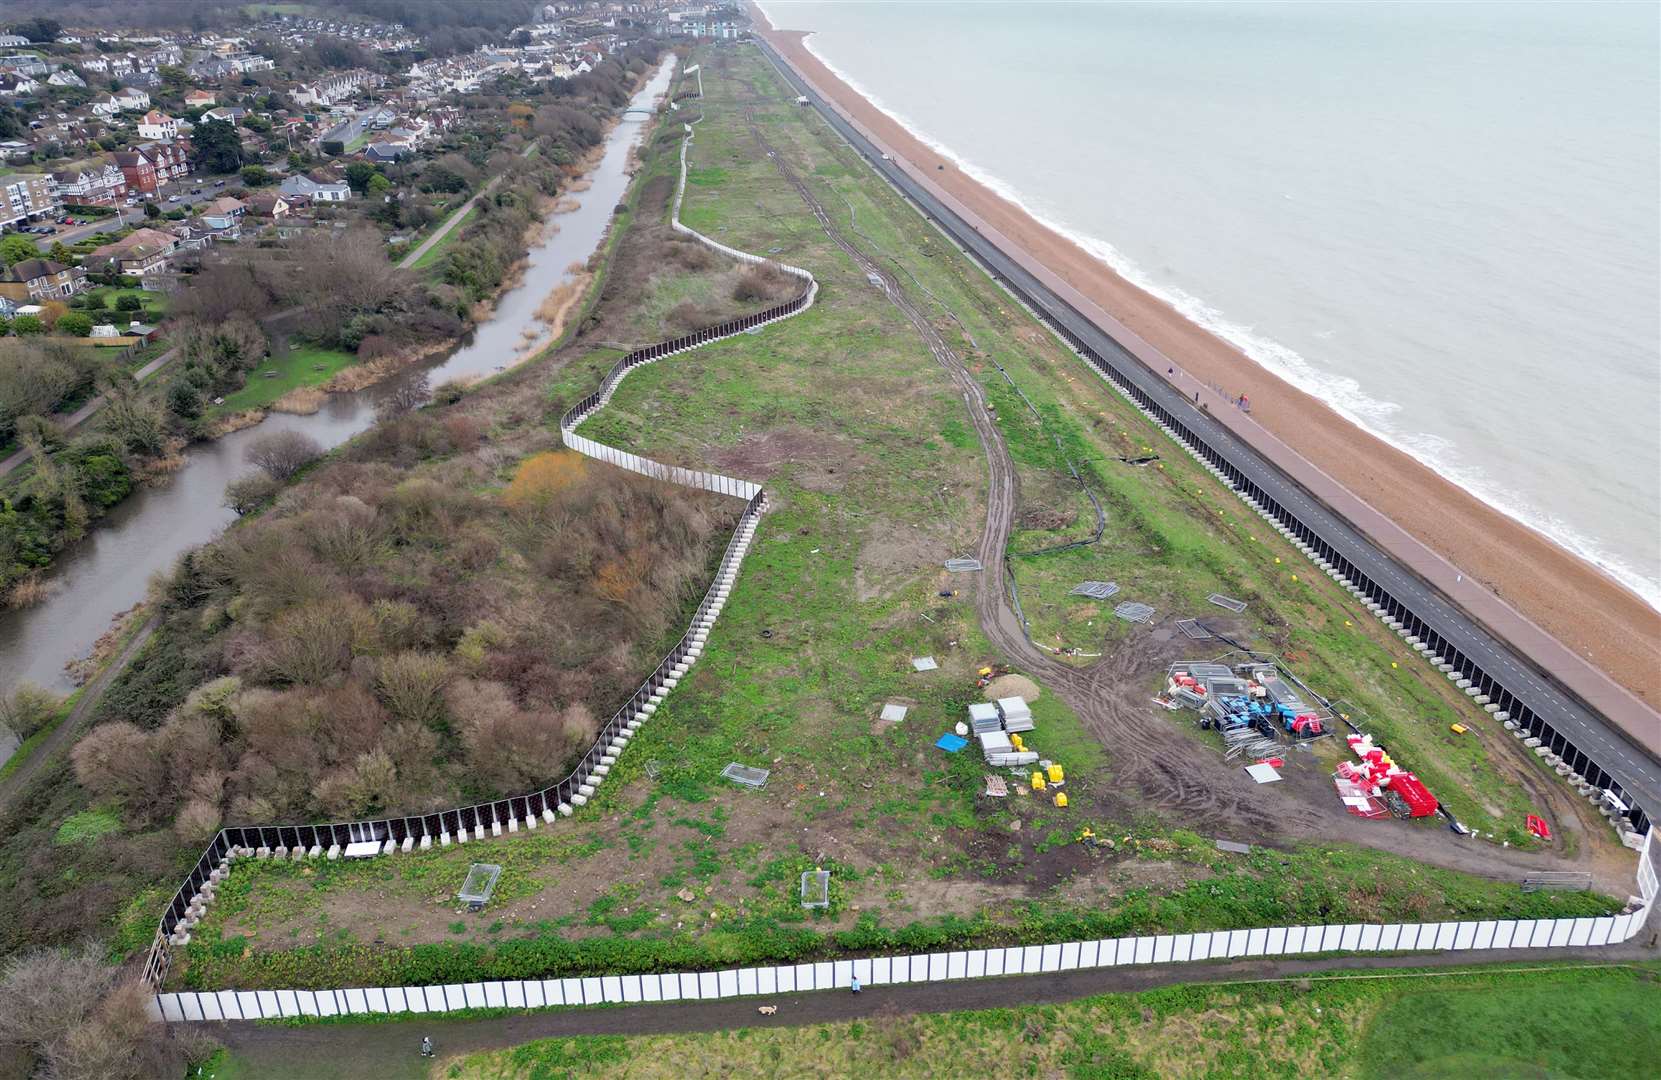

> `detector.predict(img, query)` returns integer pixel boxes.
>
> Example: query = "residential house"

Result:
[114,87,152,111]
[364,142,407,163]
[200,196,246,229]
[184,89,216,108]
[51,160,129,206]
[243,192,290,221]
[0,35,30,49]
[46,69,86,89]
[0,74,39,97]
[87,227,178,275]
[201,106,247,125]
[0,173,58,228]
[114,149,159,194]
[137,110,180,140]
[0,259,86,302]
[140,140,189,185]
[91,95,123,118]
[279,173,351,202]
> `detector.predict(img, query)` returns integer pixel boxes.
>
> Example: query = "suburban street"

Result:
[28,173,237,252]
[755,38,1661,831]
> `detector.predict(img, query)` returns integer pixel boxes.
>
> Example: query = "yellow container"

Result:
[1011,733,1024,751]
[1450,724,1468,735]
[1046,764,1064,784]
[1053,792,1068,808]
[1031,772,1046,791]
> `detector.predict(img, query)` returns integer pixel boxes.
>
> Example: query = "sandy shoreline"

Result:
[748,11,1660,728]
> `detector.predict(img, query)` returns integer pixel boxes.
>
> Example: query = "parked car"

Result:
[213,179,227,188]
[167,195,179,203]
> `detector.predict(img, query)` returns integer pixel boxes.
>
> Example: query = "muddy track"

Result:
[741,108,1617,889]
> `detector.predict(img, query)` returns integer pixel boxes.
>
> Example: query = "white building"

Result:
[137,110,180,141]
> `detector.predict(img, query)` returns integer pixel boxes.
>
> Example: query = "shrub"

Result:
[114,294,143,312]
[223,471,282,515]
[247,430,323,480]
[54,312,93,338]
[0,683,61,741]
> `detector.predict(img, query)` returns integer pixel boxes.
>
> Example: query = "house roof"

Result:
[2,259,76,283]
[204,196,245,214]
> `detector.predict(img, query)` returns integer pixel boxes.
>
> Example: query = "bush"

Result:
[223,471,282,515]
[54,312,93,338]
[247,430,323,480]
[0,684,60,741]
[12,315,43,335]
[114,294,143,313]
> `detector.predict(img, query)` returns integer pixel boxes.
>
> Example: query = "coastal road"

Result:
[752,37,1661,832]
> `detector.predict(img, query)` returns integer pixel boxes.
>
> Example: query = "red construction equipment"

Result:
[1337,734,1439,819]
[1526,814,1552,841]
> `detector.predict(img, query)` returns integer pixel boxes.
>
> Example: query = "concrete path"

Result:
[397,141,538,271]
[0,345,181,481]
[0,615,158,809]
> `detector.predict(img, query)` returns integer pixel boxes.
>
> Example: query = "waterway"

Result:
[0,58,678,761]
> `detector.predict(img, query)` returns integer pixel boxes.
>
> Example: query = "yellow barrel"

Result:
[1031,772,1046,791]
[1053,792,1068,808]
[1011,733,1024,751]
[1046,764,1064,784]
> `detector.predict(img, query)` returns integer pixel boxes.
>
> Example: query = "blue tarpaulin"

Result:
[935,733,968,753]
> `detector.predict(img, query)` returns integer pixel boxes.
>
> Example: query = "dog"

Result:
[757,1005,778,1016]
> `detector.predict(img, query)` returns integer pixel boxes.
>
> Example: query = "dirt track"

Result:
[741,102,1631,894]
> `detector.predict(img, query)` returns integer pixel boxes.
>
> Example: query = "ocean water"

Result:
[757,0,1661,607]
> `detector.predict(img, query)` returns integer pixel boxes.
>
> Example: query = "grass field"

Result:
[163,49,1628,998]
[445,963,1661,1080]
[206,345,357,417]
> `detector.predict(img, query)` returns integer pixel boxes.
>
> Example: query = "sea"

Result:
[756,0,1661,607]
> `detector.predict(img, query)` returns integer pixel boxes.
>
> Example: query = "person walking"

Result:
[851,975,861,994]
[420,1036,434,1058]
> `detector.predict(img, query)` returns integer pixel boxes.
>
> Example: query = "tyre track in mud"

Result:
[741,103,1617,887]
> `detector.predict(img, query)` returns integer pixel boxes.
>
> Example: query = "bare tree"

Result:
[376,651,452,729]
[70,722,162,815]
[246,429,323,480]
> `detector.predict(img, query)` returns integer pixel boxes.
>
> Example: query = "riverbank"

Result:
[748,8,1661,712]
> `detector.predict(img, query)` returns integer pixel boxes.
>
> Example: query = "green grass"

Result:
[444,962,1661,1080]
[207,345,356,417]
[411,204,475,272]
[52,808,122,845]
[79,286,168,317]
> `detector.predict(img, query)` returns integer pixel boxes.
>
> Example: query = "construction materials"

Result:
[977,730,1014,758]
[1030,772,1046,791]
[1336,734,1439,818]
[1114,601,1156,623]
[1176,619,1212,640]
[968,702,1002,734]
[1450,723,1467,735]
[945,557,983,572]
[1070,581,1120,600]
[1214,839,1251,855]
[996,696,1034,732]
[1207,593,1248,613]
[1046,763,1065,785]
[1526,814,1552,841]
[881,704,909,723]
[911,656,938,672]
[983,775,1008,798]
[935,733,968,753]
[1053,792,1068,807]
[721,763,770,789]
[1245,763,1282,784]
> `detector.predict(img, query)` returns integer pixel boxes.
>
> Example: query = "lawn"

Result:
[78,285,168,318]
[439,962,1661,1080]
[164,50,1624,997]
[206,345,357,417]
